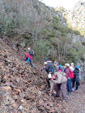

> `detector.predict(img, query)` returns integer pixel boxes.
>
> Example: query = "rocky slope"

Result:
[0,37,85,113]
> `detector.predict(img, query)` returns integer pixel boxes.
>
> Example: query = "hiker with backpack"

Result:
[65,63,73,95]
[24,53,33,67]
[70,63,75,91]
[73,66,80,91]
[42,58,54,88]
[28,47,34,57]
[50,71,67,102]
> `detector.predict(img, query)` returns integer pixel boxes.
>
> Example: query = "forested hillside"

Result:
[0,0,85,70]
[0,0,85,112]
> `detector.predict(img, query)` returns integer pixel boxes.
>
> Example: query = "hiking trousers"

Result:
[46,78,50,87]
[67,79,72,93]
[54,82,67,100]
[73,81,79,90]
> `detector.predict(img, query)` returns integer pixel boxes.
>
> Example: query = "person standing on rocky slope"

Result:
[28,47,34,57]
[70,63,75,91]
[73,66,80,91]
[65,63,72,95]
[41,58,54,88]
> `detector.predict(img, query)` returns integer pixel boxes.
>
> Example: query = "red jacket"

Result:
[25,53,32,60]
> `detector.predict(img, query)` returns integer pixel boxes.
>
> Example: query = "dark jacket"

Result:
[29,50,34,57]
[45,61,54,74]
[73,69,79,82]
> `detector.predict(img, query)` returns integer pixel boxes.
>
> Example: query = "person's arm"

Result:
[26,57,30,63]
[24,55,27,61]
[44,64,48,71]
[41,67,46,71]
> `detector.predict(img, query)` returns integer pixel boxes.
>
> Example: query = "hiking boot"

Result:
[72,88,75,91]
[67,92,71,95]
[75,90,78,93]
[54,94,60,97]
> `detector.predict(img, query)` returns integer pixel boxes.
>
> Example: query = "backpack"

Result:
[29,50,34,57]
[68,69,74,79]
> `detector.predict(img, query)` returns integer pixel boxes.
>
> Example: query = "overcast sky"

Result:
[39,0,80,10]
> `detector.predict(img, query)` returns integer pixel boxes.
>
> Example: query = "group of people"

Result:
[41,58,81,102]
[24,47,81,102]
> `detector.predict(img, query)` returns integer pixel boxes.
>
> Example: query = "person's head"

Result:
[59,65,62,69]
[25,53,28,56]
[65,63,70,68]
[75,66,79,70]
[45,58,49,62]
[71,63,74,67]
[28,47,30,51]
[62,66,65,69]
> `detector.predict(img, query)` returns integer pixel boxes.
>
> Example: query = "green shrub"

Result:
[73,41,84,59]
[52,17,59,23]
[65,48,78,64]
[33,40,53,62]
[42,28,57,38]
[52,22,69,36]
[34,5,41,14]
[46,16,51,22]
[50,37,61,47]
[55,30,62,37]
[0,13,31,37]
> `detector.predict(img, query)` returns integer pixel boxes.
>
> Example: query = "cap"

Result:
[65,63,70,67]
[59,65,62,69]
[45,58,49,62]
[25,53,28,56]
[75,66,79,69]
[28,48,30,50]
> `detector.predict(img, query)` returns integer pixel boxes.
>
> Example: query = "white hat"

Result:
[71,63,74,66]
[44,62,47,65]
[28,47,30,50]
[65,63,70,67]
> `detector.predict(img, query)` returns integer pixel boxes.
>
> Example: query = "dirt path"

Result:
[53,82,85,113]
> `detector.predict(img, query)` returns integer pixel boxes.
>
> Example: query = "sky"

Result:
[39,0,80,10]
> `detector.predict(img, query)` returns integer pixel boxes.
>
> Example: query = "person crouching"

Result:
[50,72,67,102]
[24,53,33,67]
